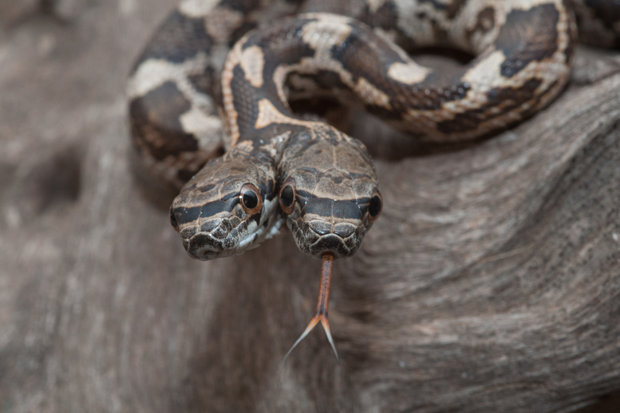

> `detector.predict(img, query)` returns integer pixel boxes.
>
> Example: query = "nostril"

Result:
[170,208,179,231]
[200,219,220,233]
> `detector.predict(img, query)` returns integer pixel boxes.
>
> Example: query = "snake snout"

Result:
[185,233,226,260]
[304,220,360,258]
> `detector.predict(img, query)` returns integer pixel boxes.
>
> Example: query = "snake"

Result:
[128,0,620,357]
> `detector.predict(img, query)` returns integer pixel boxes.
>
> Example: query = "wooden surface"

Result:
[1,1,619,412]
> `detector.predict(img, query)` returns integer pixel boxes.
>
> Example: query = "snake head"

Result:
[169,147,280,260]
[278,127,382,258]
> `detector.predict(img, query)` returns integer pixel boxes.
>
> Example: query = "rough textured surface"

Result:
[1,1,619,412]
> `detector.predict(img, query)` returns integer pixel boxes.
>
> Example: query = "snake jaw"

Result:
[283,253,339,361]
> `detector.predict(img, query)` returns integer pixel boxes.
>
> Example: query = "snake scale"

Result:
[128,0,620,357]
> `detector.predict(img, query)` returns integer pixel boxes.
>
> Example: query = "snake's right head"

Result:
[169,147,280,260]
[278,127,382,259]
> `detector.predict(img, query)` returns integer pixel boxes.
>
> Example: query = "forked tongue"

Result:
[283,253,339,361]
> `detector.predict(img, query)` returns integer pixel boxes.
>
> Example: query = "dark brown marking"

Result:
[585,0,620,33]
[358,0,416,51]
[360,1,398,28]
[221,0,263,14]
[241,16,317,51]
[444,0,468,19]
[129,81,199,160]
[286,70,350,94]
[188,69,216,98]
[563,2,578,63]
[331,24,409,85]
[229,64,263,140]
[465,7,495,46]
[229,20,259,47]
[418,0,462,17]
[289,96,343,119]
[494,4,560,78]
[132,11,212,69]
[416,0,468,19]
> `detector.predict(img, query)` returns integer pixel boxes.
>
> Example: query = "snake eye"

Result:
[368,192,382,222]
[239,183,262,215]
[279,181,296,214]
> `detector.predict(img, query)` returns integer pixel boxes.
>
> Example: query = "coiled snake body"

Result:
[128,0,619,356]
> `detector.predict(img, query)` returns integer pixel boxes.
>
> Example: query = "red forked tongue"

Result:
[283,253,339,361]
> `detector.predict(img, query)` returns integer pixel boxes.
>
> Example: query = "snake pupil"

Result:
[279,183,296,214]
[242,191,258,209]
[280,185,294,207]
[368,194,382,218]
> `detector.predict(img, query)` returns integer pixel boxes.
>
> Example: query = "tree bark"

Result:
[0,1,619,412]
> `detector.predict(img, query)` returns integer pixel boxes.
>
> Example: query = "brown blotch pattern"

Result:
[129,81,199,160]
[494,4,560,78]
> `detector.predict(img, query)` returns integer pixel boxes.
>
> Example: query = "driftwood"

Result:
[1,1,619,412]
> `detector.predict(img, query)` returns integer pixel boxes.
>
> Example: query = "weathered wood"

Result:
[0,1,619,412]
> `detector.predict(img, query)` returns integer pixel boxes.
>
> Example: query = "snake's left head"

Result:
[278,127,382,258]
[169,147,280,260]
